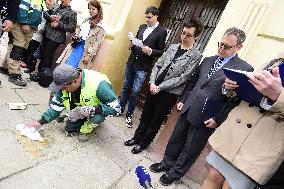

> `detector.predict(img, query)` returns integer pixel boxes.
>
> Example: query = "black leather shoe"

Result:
[8,75,27,87]
[131,145,145,154]
[124,139,137,146]
[159,173,176,186]
[149,163,169,173]
[30,74,39,82]
[24,69,34,73]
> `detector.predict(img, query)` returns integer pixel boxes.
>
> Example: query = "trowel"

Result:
[7,103,39,110]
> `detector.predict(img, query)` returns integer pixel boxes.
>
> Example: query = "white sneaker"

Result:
[115,109,123,116]
[125,114,133,128]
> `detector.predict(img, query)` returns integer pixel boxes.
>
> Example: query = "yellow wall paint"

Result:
[243,0,284,69]
[99,0,283,94]
[203,0,283,69]
[100,0,162,95]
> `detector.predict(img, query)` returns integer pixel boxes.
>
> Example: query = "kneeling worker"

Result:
[27,64,121,142]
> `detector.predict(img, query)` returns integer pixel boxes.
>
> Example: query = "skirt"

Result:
[207,150,257,189]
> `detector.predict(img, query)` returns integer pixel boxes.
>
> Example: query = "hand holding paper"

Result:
[16,124,43,141]
[26,120,42,129]
[223,63,283,106]
[223,68,263,106]
[248,67,282,101]
[128,32,134,40]
[128,32,144,48]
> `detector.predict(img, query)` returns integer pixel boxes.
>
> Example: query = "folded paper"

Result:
[16,124,43,141]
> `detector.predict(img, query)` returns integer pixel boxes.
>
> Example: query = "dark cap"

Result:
[48,64,79,92]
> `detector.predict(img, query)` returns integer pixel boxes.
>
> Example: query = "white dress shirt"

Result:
[143,22,159,41]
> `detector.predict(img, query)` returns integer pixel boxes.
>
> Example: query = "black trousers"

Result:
[161,113,214,179]
[25,40,40,71]
[256,161,284,189]
[38,35,60,72]
[133,91,178,148]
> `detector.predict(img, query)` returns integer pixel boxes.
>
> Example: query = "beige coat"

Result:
[209,57,284,185]
[57,23,105,70]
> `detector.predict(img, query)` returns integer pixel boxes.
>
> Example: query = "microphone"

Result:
[135,165,153,189]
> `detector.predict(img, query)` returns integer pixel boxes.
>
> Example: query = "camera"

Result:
[71,34,81,47]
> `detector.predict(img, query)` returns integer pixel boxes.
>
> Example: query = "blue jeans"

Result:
[120,64,146,115]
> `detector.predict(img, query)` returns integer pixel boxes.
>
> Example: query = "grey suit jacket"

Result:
[180,54,253,126]
[150,44,202,95]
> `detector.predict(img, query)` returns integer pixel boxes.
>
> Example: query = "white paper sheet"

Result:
[79,20,91,40]
[128,32,144,48]
[16,124,43,141]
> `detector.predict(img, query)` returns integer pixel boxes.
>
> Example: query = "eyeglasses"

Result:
[181,31,194,38]
[145,16,153,19]
[218,42,238,50]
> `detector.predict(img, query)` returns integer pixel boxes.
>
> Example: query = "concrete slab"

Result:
[0,105,26,131]
[0,100,42,131]
[0,84,45,130]
[0,70,44,90]
[37,121,93,161]
[0,88,23,104]
[0,130,32,180]
[106,109,142,138]
[14,83,50,100]
[111,157,192,189]
[0,75,27,89]
[90,121,147,172]
[13,82,50,114]
[0,145,125,189]
[0,71,196,189]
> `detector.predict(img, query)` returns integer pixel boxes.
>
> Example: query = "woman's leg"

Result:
[202,166,225,189]
[222,181,232,189]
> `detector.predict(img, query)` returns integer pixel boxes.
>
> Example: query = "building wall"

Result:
[150,0,284,185]
[203,0,284,68]
[243,0,284,68]
[68,0,283,185]
[184,0,284,184]
[71,0,283,95]
[100,0,163,94]
[69,0,162,94]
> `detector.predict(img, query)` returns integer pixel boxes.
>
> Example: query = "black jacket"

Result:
[0,0,19,22]
[128,24,167,71]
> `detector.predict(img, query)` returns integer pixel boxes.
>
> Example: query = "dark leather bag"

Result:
[38,68,53,88]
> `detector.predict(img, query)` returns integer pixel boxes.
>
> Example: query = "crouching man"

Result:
[27,64,121,142]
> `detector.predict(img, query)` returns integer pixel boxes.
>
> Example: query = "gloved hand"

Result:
[80,106,96,117]
[68,106,84,122]
[67,106,96,122]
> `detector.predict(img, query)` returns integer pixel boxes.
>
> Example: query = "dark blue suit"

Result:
[161,54,253,179]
